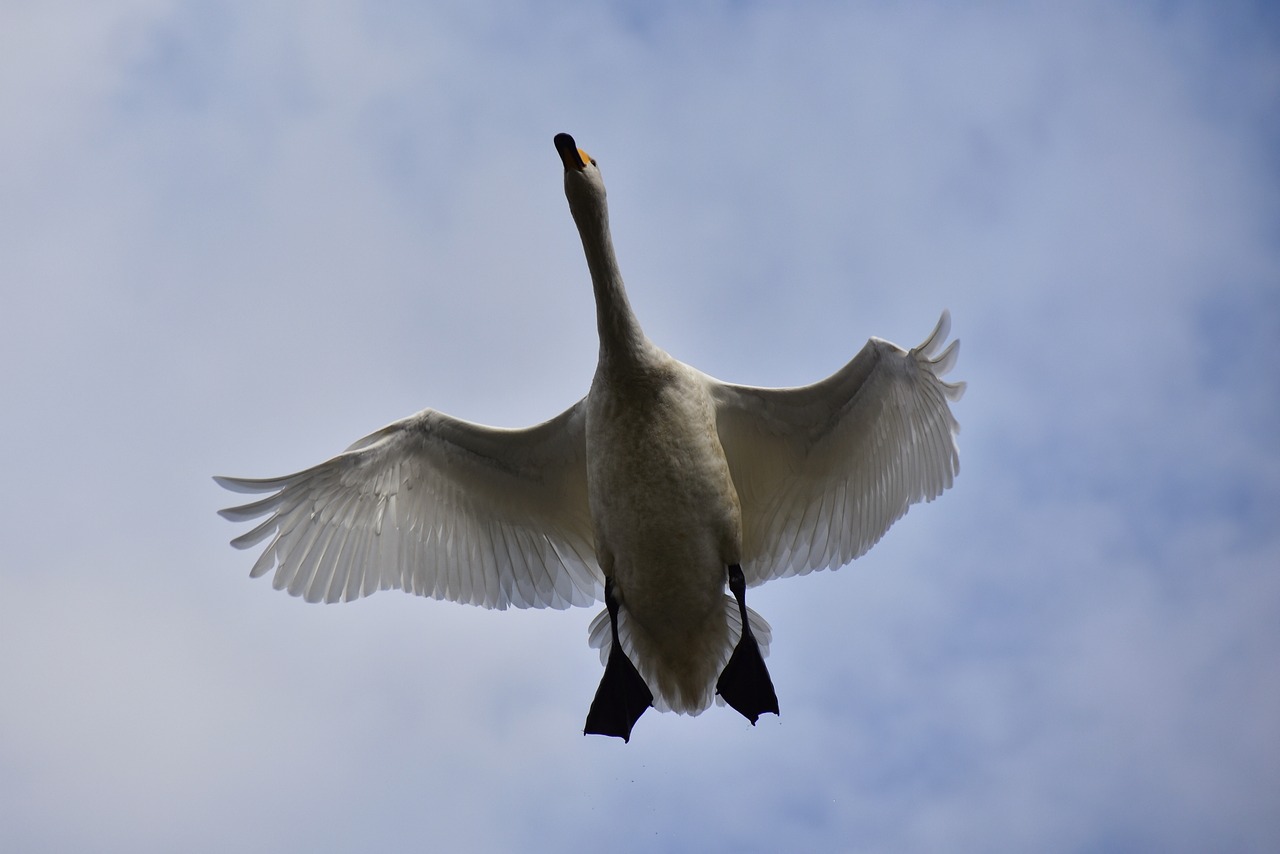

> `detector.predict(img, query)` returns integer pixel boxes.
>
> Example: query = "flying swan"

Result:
[216,133,965,741]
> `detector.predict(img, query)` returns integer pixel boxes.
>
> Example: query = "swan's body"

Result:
[588,353,744,711]
[217,134,965,739]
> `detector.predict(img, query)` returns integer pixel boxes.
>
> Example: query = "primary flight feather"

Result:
[217,133,965,741]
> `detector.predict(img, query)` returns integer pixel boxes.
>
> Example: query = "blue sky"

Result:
[2,2,1277,851]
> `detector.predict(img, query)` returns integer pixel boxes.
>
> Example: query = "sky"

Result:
[2,1,1278,851]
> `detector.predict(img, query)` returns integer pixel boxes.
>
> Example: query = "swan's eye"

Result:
[577,148,595,168]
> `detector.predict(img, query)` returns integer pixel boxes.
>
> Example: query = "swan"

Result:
[216,133,965,741]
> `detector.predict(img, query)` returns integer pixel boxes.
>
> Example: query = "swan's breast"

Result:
[585,360,741,632]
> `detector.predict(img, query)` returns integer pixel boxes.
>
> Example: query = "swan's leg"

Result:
[716,564,780,725]
[584,577,653,742]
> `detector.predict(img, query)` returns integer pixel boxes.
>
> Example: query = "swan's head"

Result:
[554,132,596,172]
[554,132,607,209]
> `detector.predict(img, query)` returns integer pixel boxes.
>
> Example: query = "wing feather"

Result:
[216,401,600,610]
[713,311,965,586]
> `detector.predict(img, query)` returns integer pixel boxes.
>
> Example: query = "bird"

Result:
[216,132,965,742]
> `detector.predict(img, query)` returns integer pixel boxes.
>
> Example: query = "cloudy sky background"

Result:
[2,2,1277,851]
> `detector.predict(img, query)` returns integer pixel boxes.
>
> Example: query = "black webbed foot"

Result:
[716,564,780,725]
[584,578,653,742]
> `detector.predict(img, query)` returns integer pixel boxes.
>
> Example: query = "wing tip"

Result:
[213,474,291,495]
[917,310,950,356]
[912,309,953,358]
[217,506,243,522]
[912,311,964,396]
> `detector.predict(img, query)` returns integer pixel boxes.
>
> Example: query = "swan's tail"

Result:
[587,596,772,715]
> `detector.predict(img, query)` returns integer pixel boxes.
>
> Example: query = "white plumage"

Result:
[217,133,965,729]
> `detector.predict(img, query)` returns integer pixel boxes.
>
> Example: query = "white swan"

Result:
[216,133,965,741]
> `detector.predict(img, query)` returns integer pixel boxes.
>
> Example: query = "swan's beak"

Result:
[554,133,592,171]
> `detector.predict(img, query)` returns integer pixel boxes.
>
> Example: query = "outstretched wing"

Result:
[215,402,600,609]
[712,311,965,586]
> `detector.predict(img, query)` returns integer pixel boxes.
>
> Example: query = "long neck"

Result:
[570,190,648,369]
